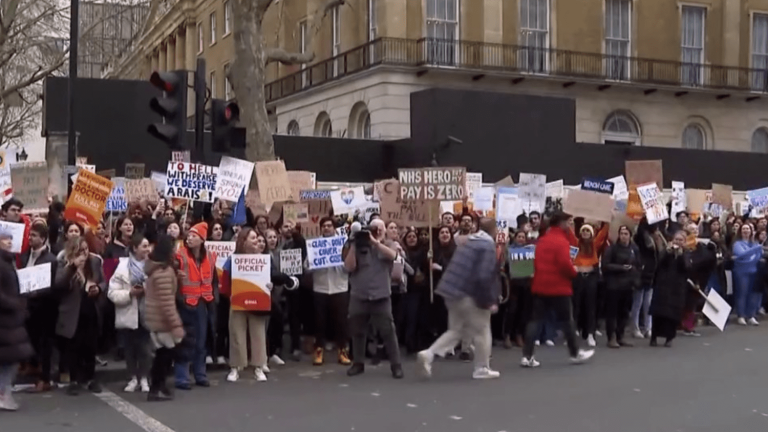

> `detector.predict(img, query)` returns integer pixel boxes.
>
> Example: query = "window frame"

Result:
[682,123,706,150]
[751,13,768,91]
[680,5,706,87]
[601,111,641,146]
[287,120,300,136]
[197,22,204,54]
[604,0,632,81]
[223,63,233,100]
[209,70,216,99]
[425,0,460,66]
[519,0,550,73]
[210,12,217,46]
[751,127,768,153]
[224,1,232,36]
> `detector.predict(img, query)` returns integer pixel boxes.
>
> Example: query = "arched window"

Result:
[601,110,641,145]
[287,120,300,136]
[361,112,371,139]
[314,112,333,137]
[751,128,768,153]
[348,102,372,139]
[682,123,705,149]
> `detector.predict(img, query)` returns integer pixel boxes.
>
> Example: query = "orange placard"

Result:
[626,187,645,221]
[64,169,114,228]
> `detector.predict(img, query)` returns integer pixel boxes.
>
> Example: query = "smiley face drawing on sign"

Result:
[341,189,355,205]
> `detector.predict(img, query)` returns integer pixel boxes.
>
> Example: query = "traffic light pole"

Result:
[194,59,206,163]
[67,0,80,195]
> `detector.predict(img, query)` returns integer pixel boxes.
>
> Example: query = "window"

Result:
[210,71,216,99]
[602,110,641,145]
[349,102,372,138]
[224,1,232,35]
[752,14,768,91]
[331,6,341,76]
[287,120,300,136]
[604,0,631,80]
[361,112,371,139]
[426,0,459,66]
[224,63,233,100]
[210,12,217,45]
[315,112,333,137]
[682,123,706,149]
[681,6,705,86]
[752,128,768,153]
[197,22,203,53]
[299,21,309,87]
[519,0,549,73]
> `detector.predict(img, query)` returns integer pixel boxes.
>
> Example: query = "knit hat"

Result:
[188,222,208,240]
[580,224,595,237]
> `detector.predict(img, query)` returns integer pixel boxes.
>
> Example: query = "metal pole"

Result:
[194,58,206,163]
[67,0,80,195]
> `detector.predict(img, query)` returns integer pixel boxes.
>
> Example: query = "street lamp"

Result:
[15,149,28,162]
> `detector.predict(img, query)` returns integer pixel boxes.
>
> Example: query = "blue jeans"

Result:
[631,287,653,332]
[0,363,17,395]
[733,272,762,319]
[175,304,209,386]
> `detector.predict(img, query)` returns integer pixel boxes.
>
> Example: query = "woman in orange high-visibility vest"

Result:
[174,222,218,390]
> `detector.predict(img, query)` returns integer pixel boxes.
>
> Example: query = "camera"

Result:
[354,228,372,250]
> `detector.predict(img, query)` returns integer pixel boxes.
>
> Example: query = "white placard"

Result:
[330,186,366,215]
[607,175,629,201]
[280,249,303,275]
[702,289,731,331]
[0,220,26,253]
[671,181,686,221]
[17,263,51,294]
[473,187,495,211]
[637,183,669,224]
[518,173,546,213]
[307,235,347,270]
[545,180,564,199]
[465,172,483,203]
[214,156,254,202]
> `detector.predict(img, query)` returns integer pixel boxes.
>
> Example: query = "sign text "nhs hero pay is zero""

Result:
[398,167,466,201]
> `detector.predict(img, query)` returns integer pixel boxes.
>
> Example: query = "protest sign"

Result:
[214,156,254,202]
[76,157,88,165]
[495,175,515,188]
[686,189,709,217]
[11,162,48,213]
[255,160,292,209]
[125,178,158,203]
[671,181,686,221]
[748,187,768,210]
[563,189,614,222]
[637,183,669,224]
[608,213,638,243]
[150,172,166,194]
[465,172,483,203]
[569,246,580,260]
[0,149,11,201]
[171,151,190,162]
[206,241,235,278]
[300,190,333,238]
[283,202,309,224]
[330,186,367,214]
[245,189,268,215]
[398,167,466,201]
[518,173,546,213]
[287,171,315,202]
[165,162,218,203]
[496,187,521,228]
[581,178,614,195]
[307,235,346,270]
[473,187,495,211]
[106,177,127,212]
[545,180,564,199]
[280,249,303,275]
[125,163,145,179]
[230,254,272,312]
[0,220,26,253]
[17,263,52,295]
[64,170,113,228]
[508,245,535,278]
[607,175,629,200]
[377,179,439,228]
[702,289,731,331]
[711,183,733,209]
[625,160,663,188]
[96,169,116,179]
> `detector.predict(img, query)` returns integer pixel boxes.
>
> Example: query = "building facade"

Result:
[79,1,149,78]
[106,0,768,153]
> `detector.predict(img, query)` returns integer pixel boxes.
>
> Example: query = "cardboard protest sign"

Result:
[518,173,546,213]
[64,170,113,228]
[125,178,158,203]
[377,179,439,228]
[330,186,366,215]
[711,183,733,209]
[165,162,218,203]
[0,220,26,253]
[637,183,669,224]
[17,263,51,294]
[230,254,272,312]
[686,189,709,217]
[280,249,303,275]
[125,163,145,179]
[307,235,346,270]
[465,172,483,203]
[398,167,466,201]
[96,169,116,179]
[283,202,309,224]
[245,189,268,215]
[106,177,127,212]
[581,178,614,195]
[508,245,535,278]
[300,190,332,238]
[206,241,235,279]
[214,156,254,202]
[287,171,315,202]
[608,213,638,243]
[625,160,663,188]
[171,151,190,162]
[563,189,614,222]
[11,162,48,213]
[255,160,292,210]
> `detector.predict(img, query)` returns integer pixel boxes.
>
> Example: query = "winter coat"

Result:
[108,259,143,330]
[143,260,183,334]
[649,248,691,321]
[532,227,577,297]
[54,254,105,339]
[634,228,663,288]
[0,249,33,364]
[601,241,641,291]
[435,231,501,309]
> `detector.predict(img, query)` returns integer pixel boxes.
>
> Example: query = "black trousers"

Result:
[267,296,285,357]
[27,298,58,382]
[604,289,633,341]
[572,272,599,337]
[60,310,99,384]
[207,297,229,359]
[150,346,176,392]
[651,315,679,342]
[313,291,349,349]
[503,278,533,340]
[523,295,580,359]
[285,288,309,352]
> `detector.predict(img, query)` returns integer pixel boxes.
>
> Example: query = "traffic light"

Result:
[210,99,240,152]
[148,70,188,149]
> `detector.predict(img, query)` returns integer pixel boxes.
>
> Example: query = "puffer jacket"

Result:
[532,226,578,296]
[601,241,641,291]
[435,231,501,309]
[143,260,182,334]
[108,258,142,330]
[0,249,33,364]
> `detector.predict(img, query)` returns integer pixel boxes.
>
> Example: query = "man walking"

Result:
[417,218,502,380]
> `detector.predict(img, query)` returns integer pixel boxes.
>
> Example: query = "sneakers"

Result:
[607,339,620,349]
[337,348,352,366]
[216,356,227,365]
[586,334,596,347]
[520,357,541,368]
[633,330,645,339]
[0,392,19,411]
[205,356,213,365]
[124,377,139,392]
[254,367,267,382]
[269,354,286,366]
[595,330,603,337]
[534,340,540,346]
[262,365,271,374]
[140,378,150,393]
[226,368,239,382]
[313,347,324,366]
[570,349,595,365]
[417,350,434,377]
[291,350,302,362]
[737,317,748,326]
[472,367,500,379]
[748,317,760,326]
[544,340,555,347]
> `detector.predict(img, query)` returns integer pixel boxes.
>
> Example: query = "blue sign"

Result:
[300,190,331,200]
[569,246,579,260]
[581,178,614,195]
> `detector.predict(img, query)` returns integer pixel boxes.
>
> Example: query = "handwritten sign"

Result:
[301,192,333,238]
[64,169,113,228]
[280,249,303,276]
[255,160,292,209]
[518,173,546,213]
[125,178,158,203]
[330,186,366,215]
[125,163,145,180]
[17,263,52,294]
[581,178,614,195]
[508,245,535,278]
[165,162,218,203]
[465,172,483,203]
[287,171,316,202]
[637,183,669,224]
[171,151,190,162]
[214,156,254,202]
[11,162,48,213]
[106,177,127,212]
[398,167,466,201]
[231,254,272,312]
[377,179,439,228]
[711,183,733,209]
[671,181,686,221]
[563,189,614,222]
[283,202,309,224]
[607,175,628,200]
[307,235,346,270]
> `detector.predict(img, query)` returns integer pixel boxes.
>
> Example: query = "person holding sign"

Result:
[649,231,693,348]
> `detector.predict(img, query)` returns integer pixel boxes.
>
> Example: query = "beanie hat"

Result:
[188,222,208,240]
[580,224,595,237]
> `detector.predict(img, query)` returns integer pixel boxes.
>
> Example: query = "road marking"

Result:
[94,390,176,432]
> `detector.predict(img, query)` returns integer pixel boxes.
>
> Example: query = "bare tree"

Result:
[228,0,346,169]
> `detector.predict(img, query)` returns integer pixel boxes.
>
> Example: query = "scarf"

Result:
[128,253,147,286]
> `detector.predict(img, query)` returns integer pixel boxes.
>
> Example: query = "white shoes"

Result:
[139,377,150,393]
[570,349,595,364]
[0,391,19,411]
[472,367,500,379]
[226,368,239,382]
[254,367,268,382]
[417,350,434,378]
[262,364,271,374]
[545,340,555,347]
[586,334,596,347]
[737,317,748,326]
[205,356,213,365]
[216,356,227,365]
[520,357,541,368]
[748,317,760,326]
[124,377,138,392]
[269,355,286,366]
[595,330,603,337]
[534,340,540,346]
[633,330,645,339]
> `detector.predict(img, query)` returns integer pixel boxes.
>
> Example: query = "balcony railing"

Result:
[265,37,768,103]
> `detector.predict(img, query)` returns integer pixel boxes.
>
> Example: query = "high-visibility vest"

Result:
[177,247,215,307]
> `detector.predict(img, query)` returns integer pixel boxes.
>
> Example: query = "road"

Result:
[4,326,768,432]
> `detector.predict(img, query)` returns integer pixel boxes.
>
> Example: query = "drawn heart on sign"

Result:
[311,215,320,224]
[341,189,355,205]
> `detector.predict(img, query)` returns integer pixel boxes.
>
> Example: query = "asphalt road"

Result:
[5,326,768,432]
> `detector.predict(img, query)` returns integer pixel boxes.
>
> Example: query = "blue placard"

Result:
[581,178,615,195]
[569,246,579,260]
[299,190,331,201]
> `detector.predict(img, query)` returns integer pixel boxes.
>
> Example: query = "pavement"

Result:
[4,325,768,432]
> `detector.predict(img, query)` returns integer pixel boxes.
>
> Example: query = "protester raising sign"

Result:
[280,249,303,275]
[300,190,333,239]
[307,235,346,270]
[106,177,127,212]
[165,162,218,203]
[230,254,272,312]
[125,163,145,179]
[398,167,466,201]
[214,156,254,202]
[64,169,114,228]
[125,178,158,203]
[10,162,48,214]
[563,189,614,222]
[330,186,366,215]
[376,179,439,228]
[255,160,292,209]
[17,263,52,295]
[637,183,669,224]
[508,245,535,278]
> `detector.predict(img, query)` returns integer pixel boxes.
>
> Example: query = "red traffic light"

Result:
[149,71,184,94]
[224,103,240,122]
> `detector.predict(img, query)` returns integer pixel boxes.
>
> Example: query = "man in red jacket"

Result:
[521,211,594,368]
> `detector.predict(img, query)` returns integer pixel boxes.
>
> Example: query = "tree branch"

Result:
[140,0,161,36]
[265,48,315,65]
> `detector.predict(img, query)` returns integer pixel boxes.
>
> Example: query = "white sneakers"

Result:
[737,317,748,326]
[0,391,19,411]
[226,368,239,382]
[140,378,149,393]
[472,367,500,380]
[269,355,286,366]
[417,350,434,378]
[545,340,555,347]
[124,377,149,393]
[228,367,269,382]
[205,356,214,365]
[520,357,541,368]
[633,330,645,339]
[748,317,760,326]
[262,364,271,374]
[586,334,596,347]
[216,356,227,365]
[570,349,595,364]
[254,367,268,382]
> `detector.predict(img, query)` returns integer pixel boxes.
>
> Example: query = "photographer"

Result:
[343,219,403,379]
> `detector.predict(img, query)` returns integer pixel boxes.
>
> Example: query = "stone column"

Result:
[185,22,196,70]
[150,51,158,73]
[166,37,175,70]
[175,27,185,71]
[158,42,167,71]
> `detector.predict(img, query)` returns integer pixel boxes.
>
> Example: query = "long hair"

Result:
[578,227,595,257]
[64,236,94,281]
[113,216,132,243]
[234,227,266,254]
